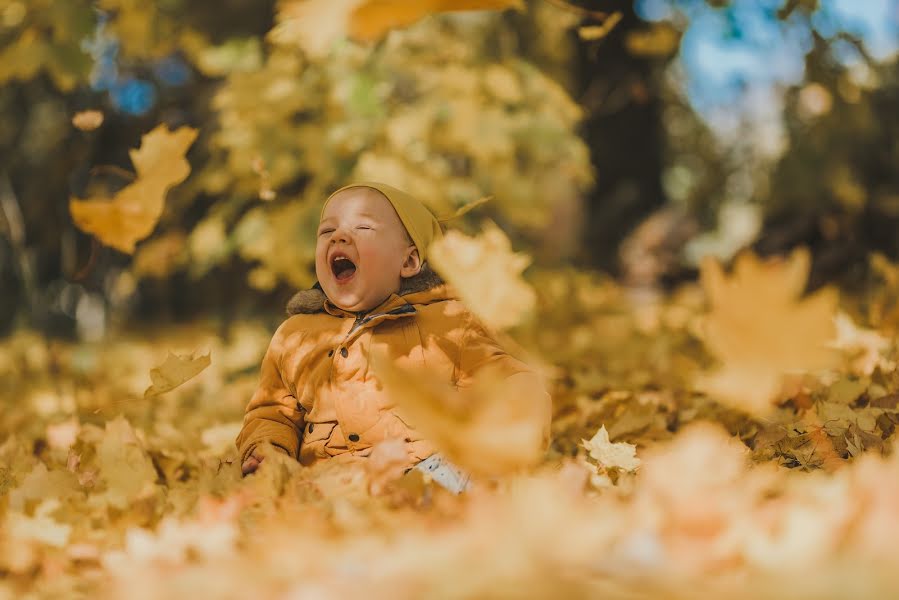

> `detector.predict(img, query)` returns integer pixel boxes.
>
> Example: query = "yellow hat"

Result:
[321,182,443,261]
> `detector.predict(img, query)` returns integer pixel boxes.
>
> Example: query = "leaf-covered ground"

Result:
[3,253,899,599]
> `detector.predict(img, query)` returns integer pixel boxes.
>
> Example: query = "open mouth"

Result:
[330,255,357,282]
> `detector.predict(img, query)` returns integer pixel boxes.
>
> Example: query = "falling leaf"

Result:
[581,425,641,472]
[577,12,622,41]
[375,358,548,477]
[72,109,104,131]
[144,350,211,398]
[429,221,536,330]
[697,248,840,415]
[271,0,523,57]
[69,125,198,254]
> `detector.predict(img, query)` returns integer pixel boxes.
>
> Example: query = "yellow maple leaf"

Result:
[144,350,211,398]
[271,0,523,57]
[698,248,840,414]
[429,221,536,330]
[374,358,548,478]
[69,125,198,254]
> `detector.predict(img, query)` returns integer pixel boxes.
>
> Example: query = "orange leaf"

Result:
[348,0,524,41]
[69,125,198,254]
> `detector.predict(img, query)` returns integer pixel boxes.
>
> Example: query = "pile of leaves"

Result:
[4,234,899,599]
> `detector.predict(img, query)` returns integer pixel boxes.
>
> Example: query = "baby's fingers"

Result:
[241,453,264,476]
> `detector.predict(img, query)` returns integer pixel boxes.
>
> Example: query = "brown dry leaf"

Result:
[698,248,840,415]
[70,125,198,254]
[271,0,523,57]
[429,221,536,330]
[144,350,211,398]
[375,358,547,478]
[581,425,641,472]
[72,109,104,131]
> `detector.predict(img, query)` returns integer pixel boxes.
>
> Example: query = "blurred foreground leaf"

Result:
[430,221,536,330]
[698,248,840,414]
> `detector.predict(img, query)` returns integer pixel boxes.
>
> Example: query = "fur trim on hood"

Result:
[286,263,444,316]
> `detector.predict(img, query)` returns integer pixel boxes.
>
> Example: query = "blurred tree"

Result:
[755,34,899,290]
[571,0,676,273]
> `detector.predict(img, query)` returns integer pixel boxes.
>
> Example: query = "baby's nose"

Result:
[330,228,350,243]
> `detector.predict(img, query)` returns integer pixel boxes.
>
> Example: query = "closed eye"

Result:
[318,228,334,236]
[356,225,373,230]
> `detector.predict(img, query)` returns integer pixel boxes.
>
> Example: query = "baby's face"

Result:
[315,188,420,313]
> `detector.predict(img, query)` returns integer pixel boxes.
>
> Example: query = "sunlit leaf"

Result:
[581,424,641,472]
[69,125,198,254]
[429,221,536,330]
[697,248,840,415]
[144,350,211,398]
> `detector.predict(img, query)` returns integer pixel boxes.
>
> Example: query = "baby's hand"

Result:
[241,448,265,476]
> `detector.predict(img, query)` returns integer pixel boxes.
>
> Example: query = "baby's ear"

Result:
[400,246,422,278]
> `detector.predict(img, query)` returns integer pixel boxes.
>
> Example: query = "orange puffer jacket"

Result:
[235,266,551,470]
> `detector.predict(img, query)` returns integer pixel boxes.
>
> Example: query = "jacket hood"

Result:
[286,263,448,316]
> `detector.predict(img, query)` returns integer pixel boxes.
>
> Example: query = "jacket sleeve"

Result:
[456,315,553,452]
[235,320,305,464]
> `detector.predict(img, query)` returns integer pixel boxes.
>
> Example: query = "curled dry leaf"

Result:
[144,350,211,398]
[698,248,840,415]
[429,221,536,330]
[69,125,198,254]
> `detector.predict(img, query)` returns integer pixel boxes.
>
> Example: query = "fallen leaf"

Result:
[429,221,536,330]
[6,501,72,548]
[95,417,159,510]
[581,425,641,472]
[144,350,211,398]
[70,125,198,254]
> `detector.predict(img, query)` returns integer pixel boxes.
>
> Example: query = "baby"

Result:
[235,182,551,484]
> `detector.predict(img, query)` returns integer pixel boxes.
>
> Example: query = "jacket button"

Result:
[348,433,360,442]
[340,347,348,358]
[328,349,334,357]
[308,423,314,433]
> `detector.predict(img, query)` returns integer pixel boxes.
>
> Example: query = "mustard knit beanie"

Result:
[321,182,443,261]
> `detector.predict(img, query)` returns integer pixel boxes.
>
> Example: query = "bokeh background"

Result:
[2,0,896,339]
